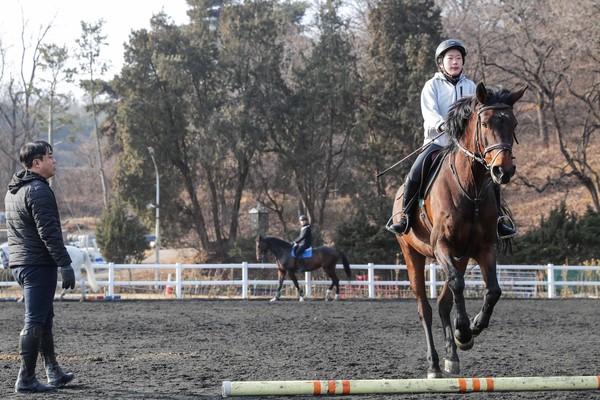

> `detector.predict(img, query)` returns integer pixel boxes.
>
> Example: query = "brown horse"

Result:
[256,235,351,302]
[391,82,527,378]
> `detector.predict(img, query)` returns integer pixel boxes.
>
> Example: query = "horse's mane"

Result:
[446,85,514,147]
[263,236,291,249]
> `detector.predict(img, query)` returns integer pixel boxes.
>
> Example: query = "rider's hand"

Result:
[61,265,76,289]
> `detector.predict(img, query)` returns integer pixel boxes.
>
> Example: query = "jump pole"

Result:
[222,376,600,397]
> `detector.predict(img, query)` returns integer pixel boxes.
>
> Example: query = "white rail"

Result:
[1,263,599,299]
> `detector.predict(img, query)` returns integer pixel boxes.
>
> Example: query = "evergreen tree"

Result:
[96,199,149,264]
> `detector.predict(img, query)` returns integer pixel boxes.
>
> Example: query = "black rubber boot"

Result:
[40,331,75,387]
[388,178,420,235]
[15,325,57,393]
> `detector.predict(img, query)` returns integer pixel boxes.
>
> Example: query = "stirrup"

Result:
[497,215,517,239]
[386,213,409,236]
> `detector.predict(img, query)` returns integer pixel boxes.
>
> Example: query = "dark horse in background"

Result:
[256,236,351,302]
[391,82,527,378]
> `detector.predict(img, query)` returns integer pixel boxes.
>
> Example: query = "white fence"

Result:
[4,262,598,300]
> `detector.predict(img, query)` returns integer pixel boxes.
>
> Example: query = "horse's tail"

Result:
[82,250,99,293]
[338,251,351,279]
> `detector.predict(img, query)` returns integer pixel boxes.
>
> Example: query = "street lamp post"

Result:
[148,147,160,286]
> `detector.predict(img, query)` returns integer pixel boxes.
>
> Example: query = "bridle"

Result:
[448,103,516,261]
[454,103,515,171]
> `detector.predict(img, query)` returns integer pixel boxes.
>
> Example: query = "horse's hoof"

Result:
[334,294,340,301]
[299,297,304,302]
[444,359,460,375]
[269,297,278,302]
[427,370,443,379]
[454,336,474,351]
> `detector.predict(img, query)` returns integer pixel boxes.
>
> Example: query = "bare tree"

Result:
[0,14,53,178]
[75,19,110,208]
[438,0,600,212]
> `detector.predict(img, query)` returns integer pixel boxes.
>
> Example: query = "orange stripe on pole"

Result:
[458,378,467,392]
[313,381,321,395]
[472,378,481,391]
[342,380,351,394]
[486,378,495,391]
[327,380,336,394]
[596,376,600,389]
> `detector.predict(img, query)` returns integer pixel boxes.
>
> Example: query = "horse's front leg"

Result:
[437,281,459,374]
[289,272,305,302]
[270,269,286,302]
[402,242,442,378]
[435,246,473,351]
[471,253,502,336]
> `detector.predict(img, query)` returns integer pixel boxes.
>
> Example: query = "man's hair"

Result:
[19,141,53,169]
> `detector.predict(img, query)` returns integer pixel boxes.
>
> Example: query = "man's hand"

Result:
[61,265,76,289]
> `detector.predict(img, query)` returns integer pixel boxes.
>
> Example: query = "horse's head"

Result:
[256,235,268,262]
[448,83,527,185]
[473,82,527,184]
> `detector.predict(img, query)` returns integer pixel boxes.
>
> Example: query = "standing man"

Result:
[292,215,312,273]
[4,141,76,393]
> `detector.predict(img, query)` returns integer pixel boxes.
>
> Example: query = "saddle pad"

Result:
[291,247,312,258]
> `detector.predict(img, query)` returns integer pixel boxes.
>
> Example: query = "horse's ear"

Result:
[475,82,488,104]
[507,84,528,106]
[257,234,262,241]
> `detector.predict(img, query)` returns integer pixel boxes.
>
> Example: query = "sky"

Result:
[0,0,190,90]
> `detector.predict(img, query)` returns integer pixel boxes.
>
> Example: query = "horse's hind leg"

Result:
[438,281,459,374]
[325,269,340,301]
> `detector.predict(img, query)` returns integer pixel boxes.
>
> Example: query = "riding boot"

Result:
[497,216,517,239]
[15,325,56,393]
[40,331,75,388]
[388,178,420,235]
[493,185,517,239]
[297,258,306,273]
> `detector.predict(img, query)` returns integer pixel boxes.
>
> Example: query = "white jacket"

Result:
[420,72,476,146]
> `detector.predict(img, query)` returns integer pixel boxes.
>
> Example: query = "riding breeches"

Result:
[294,243,309,258]
[12,266,57,332]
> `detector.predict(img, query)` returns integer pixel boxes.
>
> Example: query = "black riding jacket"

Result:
[4,170,71,268]
[294,224,312,247]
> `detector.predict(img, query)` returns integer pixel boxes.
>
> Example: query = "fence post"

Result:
[242,262,249,300]
[428,264,437,299]
[176,263,183,299]
[305,272,312,299]
[108,263,115,297]
[547,264,555,299]
[368,263,375,299]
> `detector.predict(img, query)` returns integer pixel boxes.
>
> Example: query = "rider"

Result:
[388,39,517,239]
[292,215,312,273]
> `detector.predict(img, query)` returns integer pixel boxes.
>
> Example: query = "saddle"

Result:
[418,149,447,233]
[291,247,313,258]
[420,149,446,198]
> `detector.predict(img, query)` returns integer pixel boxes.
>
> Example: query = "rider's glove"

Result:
[61,265,76,289]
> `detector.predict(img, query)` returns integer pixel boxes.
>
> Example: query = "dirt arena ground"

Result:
[0,298,598,399]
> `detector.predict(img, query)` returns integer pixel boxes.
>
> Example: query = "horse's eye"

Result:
[482,122,488,128]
